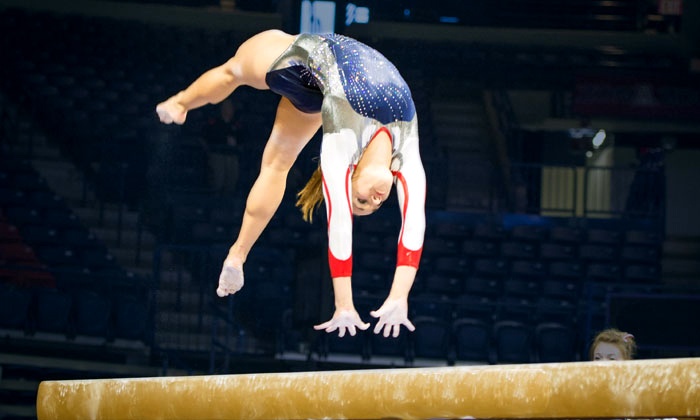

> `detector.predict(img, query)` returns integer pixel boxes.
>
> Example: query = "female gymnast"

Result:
[156,30,426,338]
[589,328,637,360]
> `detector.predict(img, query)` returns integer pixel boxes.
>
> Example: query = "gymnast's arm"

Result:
[155,58,241,125]
[370,136,426,337]
[312,130,370,337]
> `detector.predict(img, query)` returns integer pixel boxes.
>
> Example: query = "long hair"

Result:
[589,328,637,360]
[296,166,324,223]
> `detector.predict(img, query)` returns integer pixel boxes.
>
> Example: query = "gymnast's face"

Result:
[592,342,625,361]
[352,167,392,216]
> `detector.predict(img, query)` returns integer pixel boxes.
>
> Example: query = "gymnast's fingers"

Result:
[382,323,392,338]
[373,319,385,335]
[404,319,416,332]
[313,321,332,331]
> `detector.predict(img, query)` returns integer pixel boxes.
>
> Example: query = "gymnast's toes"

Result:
[217,265,244,297]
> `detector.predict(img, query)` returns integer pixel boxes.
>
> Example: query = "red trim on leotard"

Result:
[352,127,394,172]
[395,171,423,268]
[371,126,393,145]
[323,166,354,278]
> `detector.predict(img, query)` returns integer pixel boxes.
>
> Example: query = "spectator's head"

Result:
[590,328,637,361]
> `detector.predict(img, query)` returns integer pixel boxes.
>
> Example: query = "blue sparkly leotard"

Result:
[266,33,426,279]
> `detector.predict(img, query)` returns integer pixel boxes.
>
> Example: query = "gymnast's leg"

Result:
[156,29,296,124]
[217,97,322,296]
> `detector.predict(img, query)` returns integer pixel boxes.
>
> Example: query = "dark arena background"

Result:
[1,0,699,418]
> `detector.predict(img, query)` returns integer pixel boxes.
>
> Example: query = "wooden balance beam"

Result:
[36,357,700,419]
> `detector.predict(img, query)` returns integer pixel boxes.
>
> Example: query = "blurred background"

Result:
[1,0,699,418]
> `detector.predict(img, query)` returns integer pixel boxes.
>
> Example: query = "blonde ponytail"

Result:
[296,166,324,223]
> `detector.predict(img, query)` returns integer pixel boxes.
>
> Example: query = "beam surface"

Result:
[37,358,700,420]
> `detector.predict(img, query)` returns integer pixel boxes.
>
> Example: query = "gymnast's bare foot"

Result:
[216,260,244,297]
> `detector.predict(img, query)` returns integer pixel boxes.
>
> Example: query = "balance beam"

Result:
[37,358,700,420]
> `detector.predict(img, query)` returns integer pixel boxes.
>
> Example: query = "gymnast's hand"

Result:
[216,262,244,297]
[313,308,370,338]
[370,298,415,338]
[156,96,188,125]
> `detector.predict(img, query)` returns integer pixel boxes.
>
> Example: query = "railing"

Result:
[510,162,665,224]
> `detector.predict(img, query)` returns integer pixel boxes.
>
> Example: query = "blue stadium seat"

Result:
[510,260,547,278]
[34,245,80,269]
[461,239,499,257]
[510,224,546,242]
[473,258,509,277]
[500,241,537,259]
[586,262,623,282]
[624,229,662,246]
[33,288,73,336]
[492,320,533,364]
[462,275,501,299]
[539,242,576,260]
[587,228,622,245]
[621,245,659,263]
[20,224,63,247]
[624,264,661,284]
[353,269,390,294]
[495,296,534,324]
[535,322,577,362]
[423,272,463,295]
[452,294,496,322]
[534,297,577,324]
[5,205,43,227]
[578,244,616,261]
[411,316,451,362]
[452,317,491,363]
[72,289,112,338]
[0,282,32,331]
[410,292,453,321]
[113,292,150,341]
[433,255,471,276]
[502,278,540,299]
[473,222,506,240]
[549,261,584,279]
[540,279,579,301]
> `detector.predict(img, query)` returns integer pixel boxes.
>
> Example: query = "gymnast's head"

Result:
[295,164,392,222]
[590,328,637,361]
[350,164,392,216]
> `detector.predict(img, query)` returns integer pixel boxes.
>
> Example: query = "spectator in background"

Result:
[589,328,637,360]
[201,98,241,195]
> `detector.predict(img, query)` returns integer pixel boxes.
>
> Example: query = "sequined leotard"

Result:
[266,33,426,278]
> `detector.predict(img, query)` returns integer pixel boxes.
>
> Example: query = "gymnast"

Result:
[156,30,426,338]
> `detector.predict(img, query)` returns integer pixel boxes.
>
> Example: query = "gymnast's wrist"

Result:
[331,276,354,309]
[173,91,189,110]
